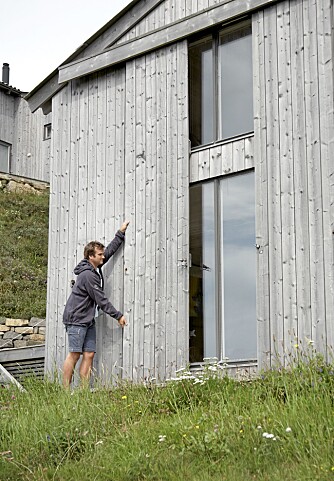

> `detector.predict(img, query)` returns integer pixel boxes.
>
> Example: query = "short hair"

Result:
[84,241,105,259]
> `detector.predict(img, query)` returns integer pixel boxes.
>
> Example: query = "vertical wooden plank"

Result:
[123,60,136,380]
[112,67,127,380]
[290,0,312,350]
[77,79,89,248]
[133,57,146,382]
[189,150,200,182]
[253,11,271,370]
[176,40,189,369]
[94,71,109,383]
[232,138,246,172]
[277,1,298,361]
[164,0,174,24]
[264,5,284,364]
[198,148,210,180]
[45,92,61,377]
[209,145,223,178]
[155,47,168,382]
[56,85,72,377]
[144,51,157,380]
[245,136,254,170]
[87,74,98,240]
[165,44,178,378]
[316,0,334,356]
[176,0,186,20]
[102,69,121,379]
[303,0,326,353]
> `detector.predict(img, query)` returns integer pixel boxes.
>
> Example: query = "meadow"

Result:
[1,356,333,481]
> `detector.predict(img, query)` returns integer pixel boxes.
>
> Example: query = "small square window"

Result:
[43,123,52,140]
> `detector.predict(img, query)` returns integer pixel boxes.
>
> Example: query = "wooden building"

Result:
[27,0,334,382]
[0,64,51,182]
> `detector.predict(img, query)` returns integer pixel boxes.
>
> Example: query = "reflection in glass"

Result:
[219,25,253,140]
[221,172,256,359]
[189,185,204,362]
[203,182,217,358]
[189,171,256,363]
[189,38,213,147]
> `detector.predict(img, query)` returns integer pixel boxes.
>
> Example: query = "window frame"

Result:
[43,123,52,141]
[189,169,257,365]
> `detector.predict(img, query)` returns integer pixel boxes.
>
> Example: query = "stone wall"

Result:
[0,317,45,349]
[0,172,49,194]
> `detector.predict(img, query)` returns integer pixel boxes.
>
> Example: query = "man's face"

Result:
[89,248,105,268]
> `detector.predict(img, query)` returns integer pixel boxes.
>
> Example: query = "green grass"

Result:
[0,190,49,318]
[1,356,333,481]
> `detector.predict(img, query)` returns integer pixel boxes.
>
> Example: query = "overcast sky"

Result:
[1,0,132,93]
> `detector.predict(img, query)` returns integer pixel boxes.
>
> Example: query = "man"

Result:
[62,220,129,388]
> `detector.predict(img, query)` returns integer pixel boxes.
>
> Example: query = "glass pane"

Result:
[189,37,214,147]
[189,185,204,362]
[0,143,9,173]
[218,25,253,140]
[202,182,217,358]
[220,171,256,359]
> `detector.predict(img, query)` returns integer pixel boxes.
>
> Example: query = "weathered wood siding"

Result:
[190,136,254,183]
[253,0,334,367]
[46,41,189,383]
[116,0,223,42]
[11,98,51,182]
[0,91,15,145]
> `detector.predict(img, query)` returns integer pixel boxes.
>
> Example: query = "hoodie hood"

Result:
[74,259,95,275]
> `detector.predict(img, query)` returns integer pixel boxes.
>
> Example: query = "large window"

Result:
[189,22,253,148]
[189,171,256,363]
[0,141,11,173]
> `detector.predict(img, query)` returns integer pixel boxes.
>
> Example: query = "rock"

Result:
[29,317,46,327]
[15,327,34,334]
[6,319,29,327]
[3,331,21,340]
[0,325,10,332]
[38,327,46,335]
[5,180,39,194]
[0,317,6,325]
[26,340,45,346]
[28,334,45,342]
[0,339,13,348]
[13,340,28,348]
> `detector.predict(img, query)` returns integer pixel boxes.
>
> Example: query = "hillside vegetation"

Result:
[0,190,49,319]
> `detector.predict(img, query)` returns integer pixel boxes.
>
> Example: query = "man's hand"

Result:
[120,220,130,233]
[118,315,127,327]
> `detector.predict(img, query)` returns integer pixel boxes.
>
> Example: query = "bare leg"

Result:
[79,351,95,387]
[63,352,81,389]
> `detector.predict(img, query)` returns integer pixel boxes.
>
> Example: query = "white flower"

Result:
[158,435,166,443]
[257,425,262,430]
[263,432,275,439]
[286,427,292,433]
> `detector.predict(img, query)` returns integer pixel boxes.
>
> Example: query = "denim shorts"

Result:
[65,322,96,353]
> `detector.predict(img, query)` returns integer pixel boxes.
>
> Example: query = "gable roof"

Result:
[25,0,163,113]
[0,81,24,97]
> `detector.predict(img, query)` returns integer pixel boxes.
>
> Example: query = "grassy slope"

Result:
[0,190,49,319]
[0,358,333,481]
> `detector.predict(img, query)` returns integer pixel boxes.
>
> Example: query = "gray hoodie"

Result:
[63,231,125,326]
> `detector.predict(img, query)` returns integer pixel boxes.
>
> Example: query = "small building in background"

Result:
[0,63,51,182]
[27,0,334,383]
